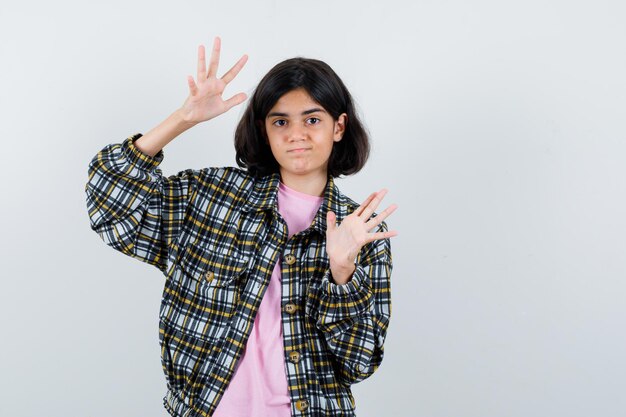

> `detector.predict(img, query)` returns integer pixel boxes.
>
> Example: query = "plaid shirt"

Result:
[85,133,393,417]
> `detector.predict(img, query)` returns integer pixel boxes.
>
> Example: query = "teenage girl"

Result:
[86,36,398,417]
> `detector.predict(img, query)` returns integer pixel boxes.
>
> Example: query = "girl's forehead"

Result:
[269,88,324,112]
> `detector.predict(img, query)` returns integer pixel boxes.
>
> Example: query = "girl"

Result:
[85,36,398,417]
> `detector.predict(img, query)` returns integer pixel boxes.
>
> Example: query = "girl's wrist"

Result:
[330,263,356,285]
[174,107,199,128]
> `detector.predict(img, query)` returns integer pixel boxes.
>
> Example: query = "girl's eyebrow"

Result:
[266,107,327,118]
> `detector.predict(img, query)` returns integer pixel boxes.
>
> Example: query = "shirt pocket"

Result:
[159,319,219,401]
[161,243,249,342]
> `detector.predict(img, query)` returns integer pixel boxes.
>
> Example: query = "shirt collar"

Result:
[241,171,349,235]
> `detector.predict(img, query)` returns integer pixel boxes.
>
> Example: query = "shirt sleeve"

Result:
[84,133,200,273]
[306,220,393,387]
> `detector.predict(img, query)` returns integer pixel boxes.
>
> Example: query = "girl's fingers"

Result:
[354,192,378,217]
[221,54,248,84]
[187,75,198,96]
[366,230,399,243]
[360,189,387,220]
[223,92,248,110]
[365,204,398,231]
[197,44,206,82]
[207,36,221,79]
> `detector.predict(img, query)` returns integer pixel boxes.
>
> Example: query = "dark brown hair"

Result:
[234,57,370,179]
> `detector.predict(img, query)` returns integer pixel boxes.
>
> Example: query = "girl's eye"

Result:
[307,117,320,125]
[273,119,287,127]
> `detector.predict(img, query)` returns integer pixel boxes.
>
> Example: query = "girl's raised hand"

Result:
[179,36,248,125]
[325,189,399,285]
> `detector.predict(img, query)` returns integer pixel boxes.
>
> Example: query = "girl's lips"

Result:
[288,148,310,153]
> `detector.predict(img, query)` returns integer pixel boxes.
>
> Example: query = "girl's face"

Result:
[263,88,346,182]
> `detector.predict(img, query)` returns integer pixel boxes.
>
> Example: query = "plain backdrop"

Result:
[1,1,625,416]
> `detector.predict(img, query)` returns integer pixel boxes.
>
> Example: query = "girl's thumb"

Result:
[326,211,336,230]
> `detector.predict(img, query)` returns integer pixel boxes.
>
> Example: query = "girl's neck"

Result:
[279,170,327,197]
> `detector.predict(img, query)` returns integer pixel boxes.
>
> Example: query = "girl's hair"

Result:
[234,57,370,179]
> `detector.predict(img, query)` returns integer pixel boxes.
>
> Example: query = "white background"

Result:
[1,1,625,416]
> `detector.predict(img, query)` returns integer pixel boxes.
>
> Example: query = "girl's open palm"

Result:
[326,189,399,284]
[179,36,248,124]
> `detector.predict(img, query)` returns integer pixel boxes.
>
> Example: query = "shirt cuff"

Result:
[121,133,164,171]
[319,264,374,315]
[321,265,365,297]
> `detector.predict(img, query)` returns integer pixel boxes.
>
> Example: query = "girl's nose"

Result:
[288,124,307,141]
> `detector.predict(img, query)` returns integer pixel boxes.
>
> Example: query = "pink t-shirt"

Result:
[212,180,324,417]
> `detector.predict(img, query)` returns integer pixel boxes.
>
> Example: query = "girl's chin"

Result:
[281,166,325,177]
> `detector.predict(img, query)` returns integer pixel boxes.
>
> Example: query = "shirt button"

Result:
[355,363,364,373]
[284,254,296,265]
[284,303,298,314]
[295,399,309,411]
[288,351,301,363]
[205,270,215,282]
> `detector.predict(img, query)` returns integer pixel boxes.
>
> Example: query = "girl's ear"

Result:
[333,113,348,142]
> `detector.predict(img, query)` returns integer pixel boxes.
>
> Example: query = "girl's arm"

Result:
[85,134,203,272]
[85,37,248,271]
[306,222,393,387]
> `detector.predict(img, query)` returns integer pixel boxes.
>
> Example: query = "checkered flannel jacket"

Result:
[85,133,393,417]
